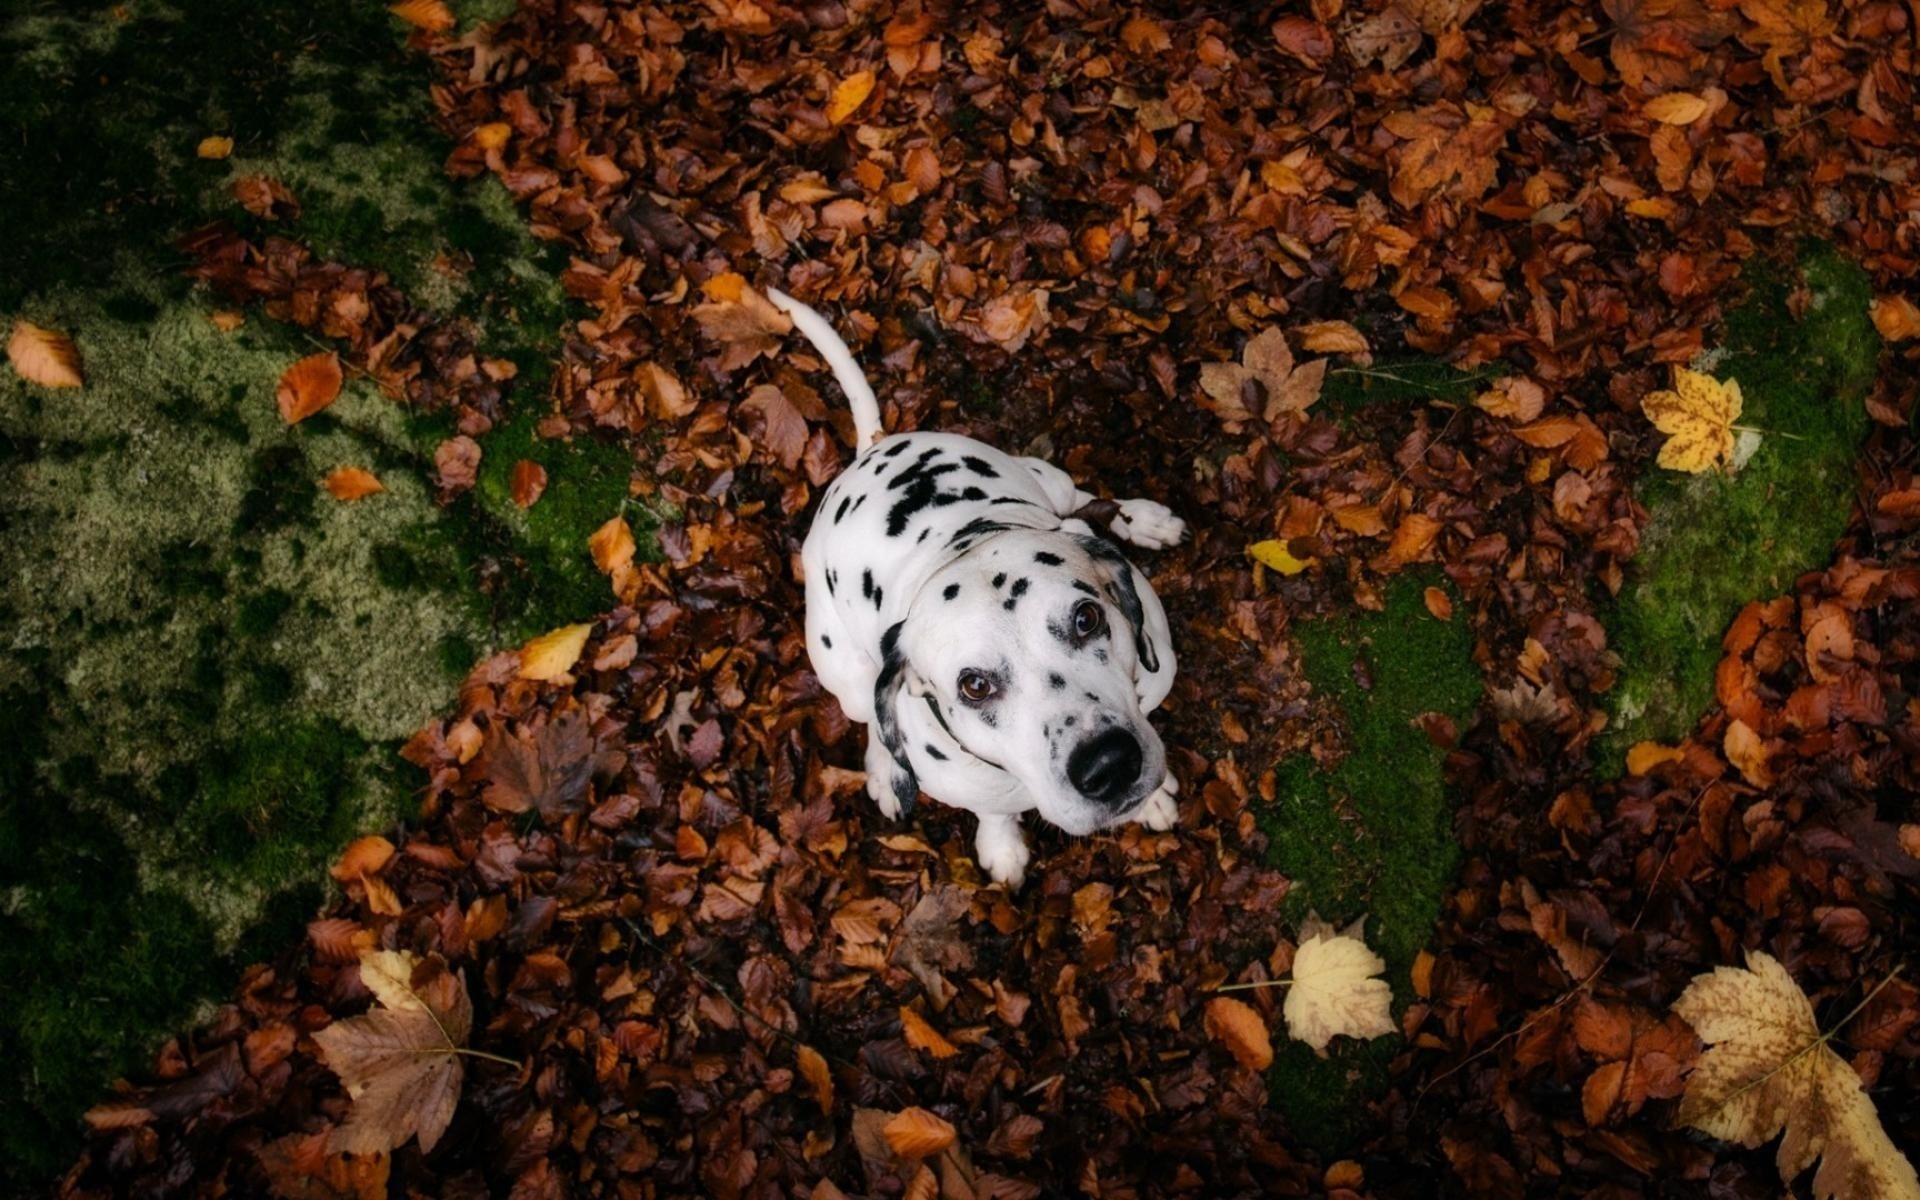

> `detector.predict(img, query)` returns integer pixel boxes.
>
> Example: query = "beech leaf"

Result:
[7,320,85,388]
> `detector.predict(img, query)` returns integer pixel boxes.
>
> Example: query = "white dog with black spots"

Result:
[771,289,1186,887]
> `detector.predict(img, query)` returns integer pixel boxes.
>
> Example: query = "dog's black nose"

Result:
[1067,729,1143,805]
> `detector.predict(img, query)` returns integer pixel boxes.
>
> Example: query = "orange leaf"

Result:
[7,320,85,388]
[898,1007,960,1058]
[1422,587,1453,621]
[197,135,234,160]
[1512,415,1583,448]
[1643,92,1709,124]
[1871,295,1920,343]
[1723,719,1773,787]
[1583,1060,1628,1126]
[1204,995,1274,1070]
[589,515,636,575]
[795,1044,834,1114]
[881,1107,956,1159]
[510,459,548,509]
[1294,319,1370,355]
[1329,504,1387,536]
[388,0,454,32]
[701,271,747,303]
[472,122,511,151]
[826,70,877,124]
[209,310,246,332]
[324,467,384,501]
[331,835,395,882]
[1626,741,1686,776]
[277,352,343,424]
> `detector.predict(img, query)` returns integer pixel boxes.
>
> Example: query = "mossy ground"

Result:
[1260,571,1482,1150]
[1598,244,1880,768]
[0,0,629,1182]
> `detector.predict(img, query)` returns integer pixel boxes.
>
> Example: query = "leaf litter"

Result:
[56,0,1920,1196]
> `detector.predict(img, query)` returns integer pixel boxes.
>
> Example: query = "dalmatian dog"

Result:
[768,288,1186,887]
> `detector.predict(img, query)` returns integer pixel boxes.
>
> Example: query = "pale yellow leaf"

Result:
[1282,915,1395,1053]
[7,320,85,388]
[358,949,426,1014]
[519,622,593,681]
[1674,951,1920,1200]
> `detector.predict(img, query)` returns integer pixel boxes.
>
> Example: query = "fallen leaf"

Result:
[1283,915,1396,1053]
[1626,741,1686,775]
[1474,375,1546,422]
[330,836,394,882]
[1294,319,1371,356]
[796,1044,834,1114]
[1673,952,1920,1200]
[826,70,876,124]
[510,459,548,509]
[1204,996,1274,1070]
[323,467,384,501]
[209,309,245,332]
[1643,367,1743,473]
[519,623,593,681]
[1870,296,1920,342]
[277,353,343,424]
[1198,327,1326,423]
[389,0,455,32]
[1644,91,1710,124]
[6,320,84,388]
[590,515,636,575]
[899,1007,960,1058]
[311,949,477,1156]
[197,135,234,159]
[1248,539,1313,575]
[882,1108,956,1159]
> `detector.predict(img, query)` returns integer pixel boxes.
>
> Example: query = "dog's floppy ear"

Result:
[872,621,920,813]
[1073,533,1159,673]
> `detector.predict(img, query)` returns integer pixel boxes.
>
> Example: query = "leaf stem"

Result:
[1214,978,1294,993]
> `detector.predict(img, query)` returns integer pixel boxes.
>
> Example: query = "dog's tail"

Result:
[766,287,883,451]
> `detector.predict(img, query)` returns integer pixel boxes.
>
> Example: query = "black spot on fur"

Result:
[873,622,919,811]
[917,529,930,543]
[851,493,867,512]
[1034,551,1064,566]
[825,571,836,596]
[962,455,999,478]
[924,743,948,761]
[835,496,851,523]
[821,634,832,648]
[961,486,987,502]
[873,586,884,610]
[943,583,960,600]
[861,569,875,600]
[992,572,1007,588]
[1049,673,1066,689]
[883,440,910,457]
[1072,579,1098,596]
[1010,578,1029,597]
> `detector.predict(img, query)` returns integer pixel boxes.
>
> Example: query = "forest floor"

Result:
[4,0,1918,1197]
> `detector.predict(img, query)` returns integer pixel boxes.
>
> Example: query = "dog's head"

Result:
[873,527,1172,835]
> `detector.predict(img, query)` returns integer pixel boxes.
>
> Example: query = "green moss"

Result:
[1260,571,1481,1150]
[1598,243,1879,769]
[1316,357,1500,421]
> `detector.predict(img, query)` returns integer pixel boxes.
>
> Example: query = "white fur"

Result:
[775,289,1186,887]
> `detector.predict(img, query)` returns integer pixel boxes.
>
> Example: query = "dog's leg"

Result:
[863,733,905,820]
[972,813,1030,888]
[1135,773,1180,831]
[1013,456,1186,549]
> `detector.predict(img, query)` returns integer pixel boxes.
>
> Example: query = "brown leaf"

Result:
[826,70,876,124]
[231,174,299,220]
[739,384,808,470]
[7,320,85,388]
[589,515,636,575]
[899,1006,960,1058]
[331,836,395,882]
[795,1044,834,1114]
[311,951,476,1156]
[510,459,548,509]
[277,353,343,424]
[389,0,455,32]
[434,434,482,494]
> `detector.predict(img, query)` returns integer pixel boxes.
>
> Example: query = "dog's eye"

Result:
[1072,599,1107,639]
[957,670,996,703]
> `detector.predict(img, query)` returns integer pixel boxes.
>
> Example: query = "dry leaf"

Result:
[277,353,343,424]
[519,623,593,681]
[1870,296,1920,342]
[1626,741,1686,775]
[1204,996,1274,1070]
[311,949,476,1156]
[796,1044,834,1114]
[510,459,548,509]
[1644,91,1710,124]
[330,836,394,882]
[1723,718,1773,786]
[324,467,384,501]
[882,1107,956,1159]
[1294,319,1371,356]
[1643,367,1743,473]
[1283,914,1395,1054]
[1674,952,1920,1200]
[197,135,234,159]
[589,515,636,575]
[209,309,245,332]
[1474,375,1546,422]
[827,70,876,124]
[389,0,455,32]
[7,320,84,388]
[899,1007,960,1058]
[1198,327,1326,424]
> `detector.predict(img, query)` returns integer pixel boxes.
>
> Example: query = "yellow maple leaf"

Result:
[1643,367,1743,473]
[1674,951,1919,1200]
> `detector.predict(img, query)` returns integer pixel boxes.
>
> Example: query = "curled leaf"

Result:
[277,352,343,424]
[1204,996,1274,1070]
[7,320,85,388]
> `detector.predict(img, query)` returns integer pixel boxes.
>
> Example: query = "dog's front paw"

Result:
[973,815,1030,889]
[1111,498,1187,550]
[1136,775,1180,831]
[867,771,904,820]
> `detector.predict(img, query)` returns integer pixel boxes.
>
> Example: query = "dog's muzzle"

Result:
[1067,728,1144,807]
